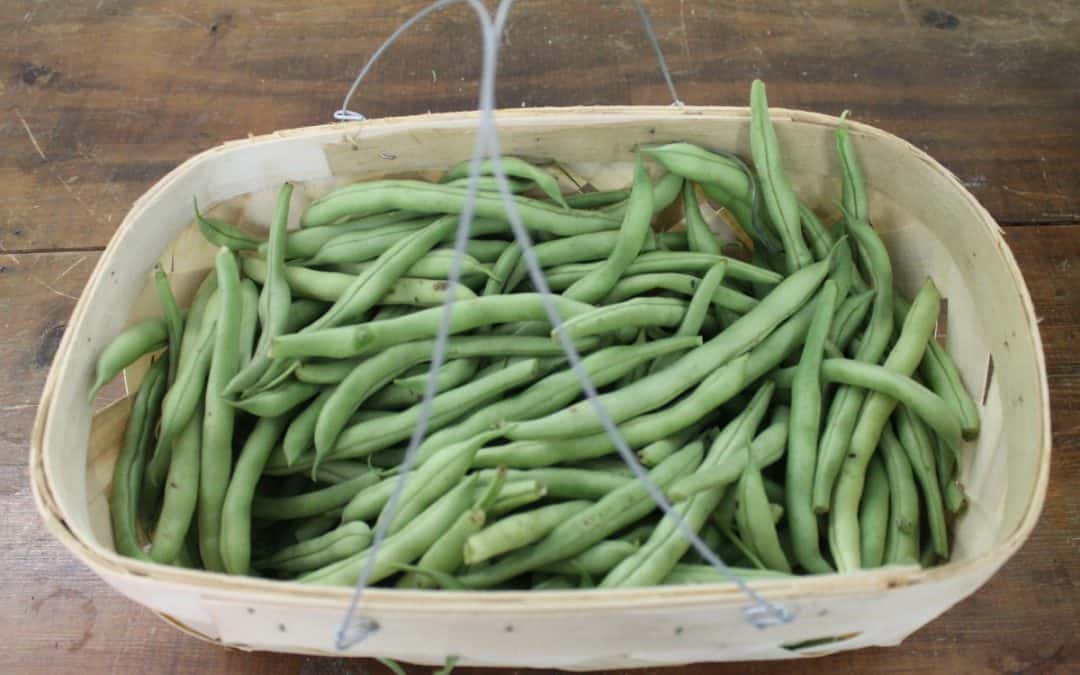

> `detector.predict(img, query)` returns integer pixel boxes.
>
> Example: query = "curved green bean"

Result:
[301,180,619,233]
[273,294,595,360]
[197,248,243,571]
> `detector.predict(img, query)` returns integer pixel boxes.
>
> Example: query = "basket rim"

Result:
[30,104,1052,610]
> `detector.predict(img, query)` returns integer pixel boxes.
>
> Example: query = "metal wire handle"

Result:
[332,0,793,652]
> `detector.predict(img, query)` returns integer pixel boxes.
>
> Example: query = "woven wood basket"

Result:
[30,106,1050,669]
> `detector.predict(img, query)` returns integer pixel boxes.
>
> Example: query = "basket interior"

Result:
[42,107,1046,584]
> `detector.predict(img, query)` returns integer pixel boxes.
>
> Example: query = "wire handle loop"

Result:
[333,1,791,652]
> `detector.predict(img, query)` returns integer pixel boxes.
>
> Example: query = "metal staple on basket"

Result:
[334,0,793,651]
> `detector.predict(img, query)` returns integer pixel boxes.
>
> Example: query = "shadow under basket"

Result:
[30,106,1050,669]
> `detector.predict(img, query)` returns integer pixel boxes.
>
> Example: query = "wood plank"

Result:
[2,224,1077,672]
[3,1,1078,251]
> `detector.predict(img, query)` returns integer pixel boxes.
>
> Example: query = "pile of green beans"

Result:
[98,80,978,588]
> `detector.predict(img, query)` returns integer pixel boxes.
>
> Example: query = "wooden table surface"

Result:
[3,1,1077,672]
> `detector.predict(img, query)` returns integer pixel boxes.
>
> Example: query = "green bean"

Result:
[483,241,519,295]
[829,279,940,572]
[395,507,487,589]
[649,262,726,374]
[226,184,294,395]
[197,249,244,571]
[477,468,629,501]
[442,157,569,207]
[565,188,631,210]
[146,289,218,492]
[818,359,962,449]
[89,318,168,399]
[556,297,687,341]
[291,513,341,542]
[295,336,598,387]
[231,380,322,418]
[305,220,438,265]
[414,336,701,463]
[277,211,421,258]
[736,448,791,573]
[836,112,869,223]
[236,279,260,371]
[465,501,591,565]
[398,468,504,585]
[830,289,875,353]
[507,255,829,441]
[505,231,659,292]
[305,461,378,484]
[893,296,981,441]
[442,238,512,263]
[545,250,782,289]
[879,423,921,566]
[641,143,751,202]
[195,203,262,251]
[240,257,477,306]
[487,480,547,517]
[328,359,546,463]
[667,407,789,501]
[682,181,722,255]
[798,203,835,262]
[812,215,895,513]
[332,249,495,282]
[394,358,480,396]
[750,80,814,273]
[601,172,681,220]
[601,450,719,587]
[149,405,201,563]
[563,157,654,303]
[300,476,477,586]
[376,432,498,535]
[257,521,372,574]
[368,360,481,410]
[661,564,790,585]
[218,415,290,574]
[152,267,184,386]
[274,294,594,360]
[603,272,758,313]
[301,180,619,233]
[938,436,966,514]
[894,405,948,558]
[253,471,380,521]
[637,424,707,467]
[458,442,703,588]
[476,355,748,469]
[110,357,167,560]
[786,279,837,574]
[282,389,334,466]
[443,175,535,193]
[859,454,890,568]
[538,540,639,577]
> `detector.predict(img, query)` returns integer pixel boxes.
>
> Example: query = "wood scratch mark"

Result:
[0,403,38,413]
[54,176,104,226]
[32,277,78,300]
[56,256,88,282]
[15,109,47,161]
[679,0,691,58]
[159,8,206,30]
[1002,185,1067,201]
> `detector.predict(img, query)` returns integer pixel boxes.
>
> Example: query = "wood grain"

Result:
[3,1,1079,672]
[2,1,1079,251]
